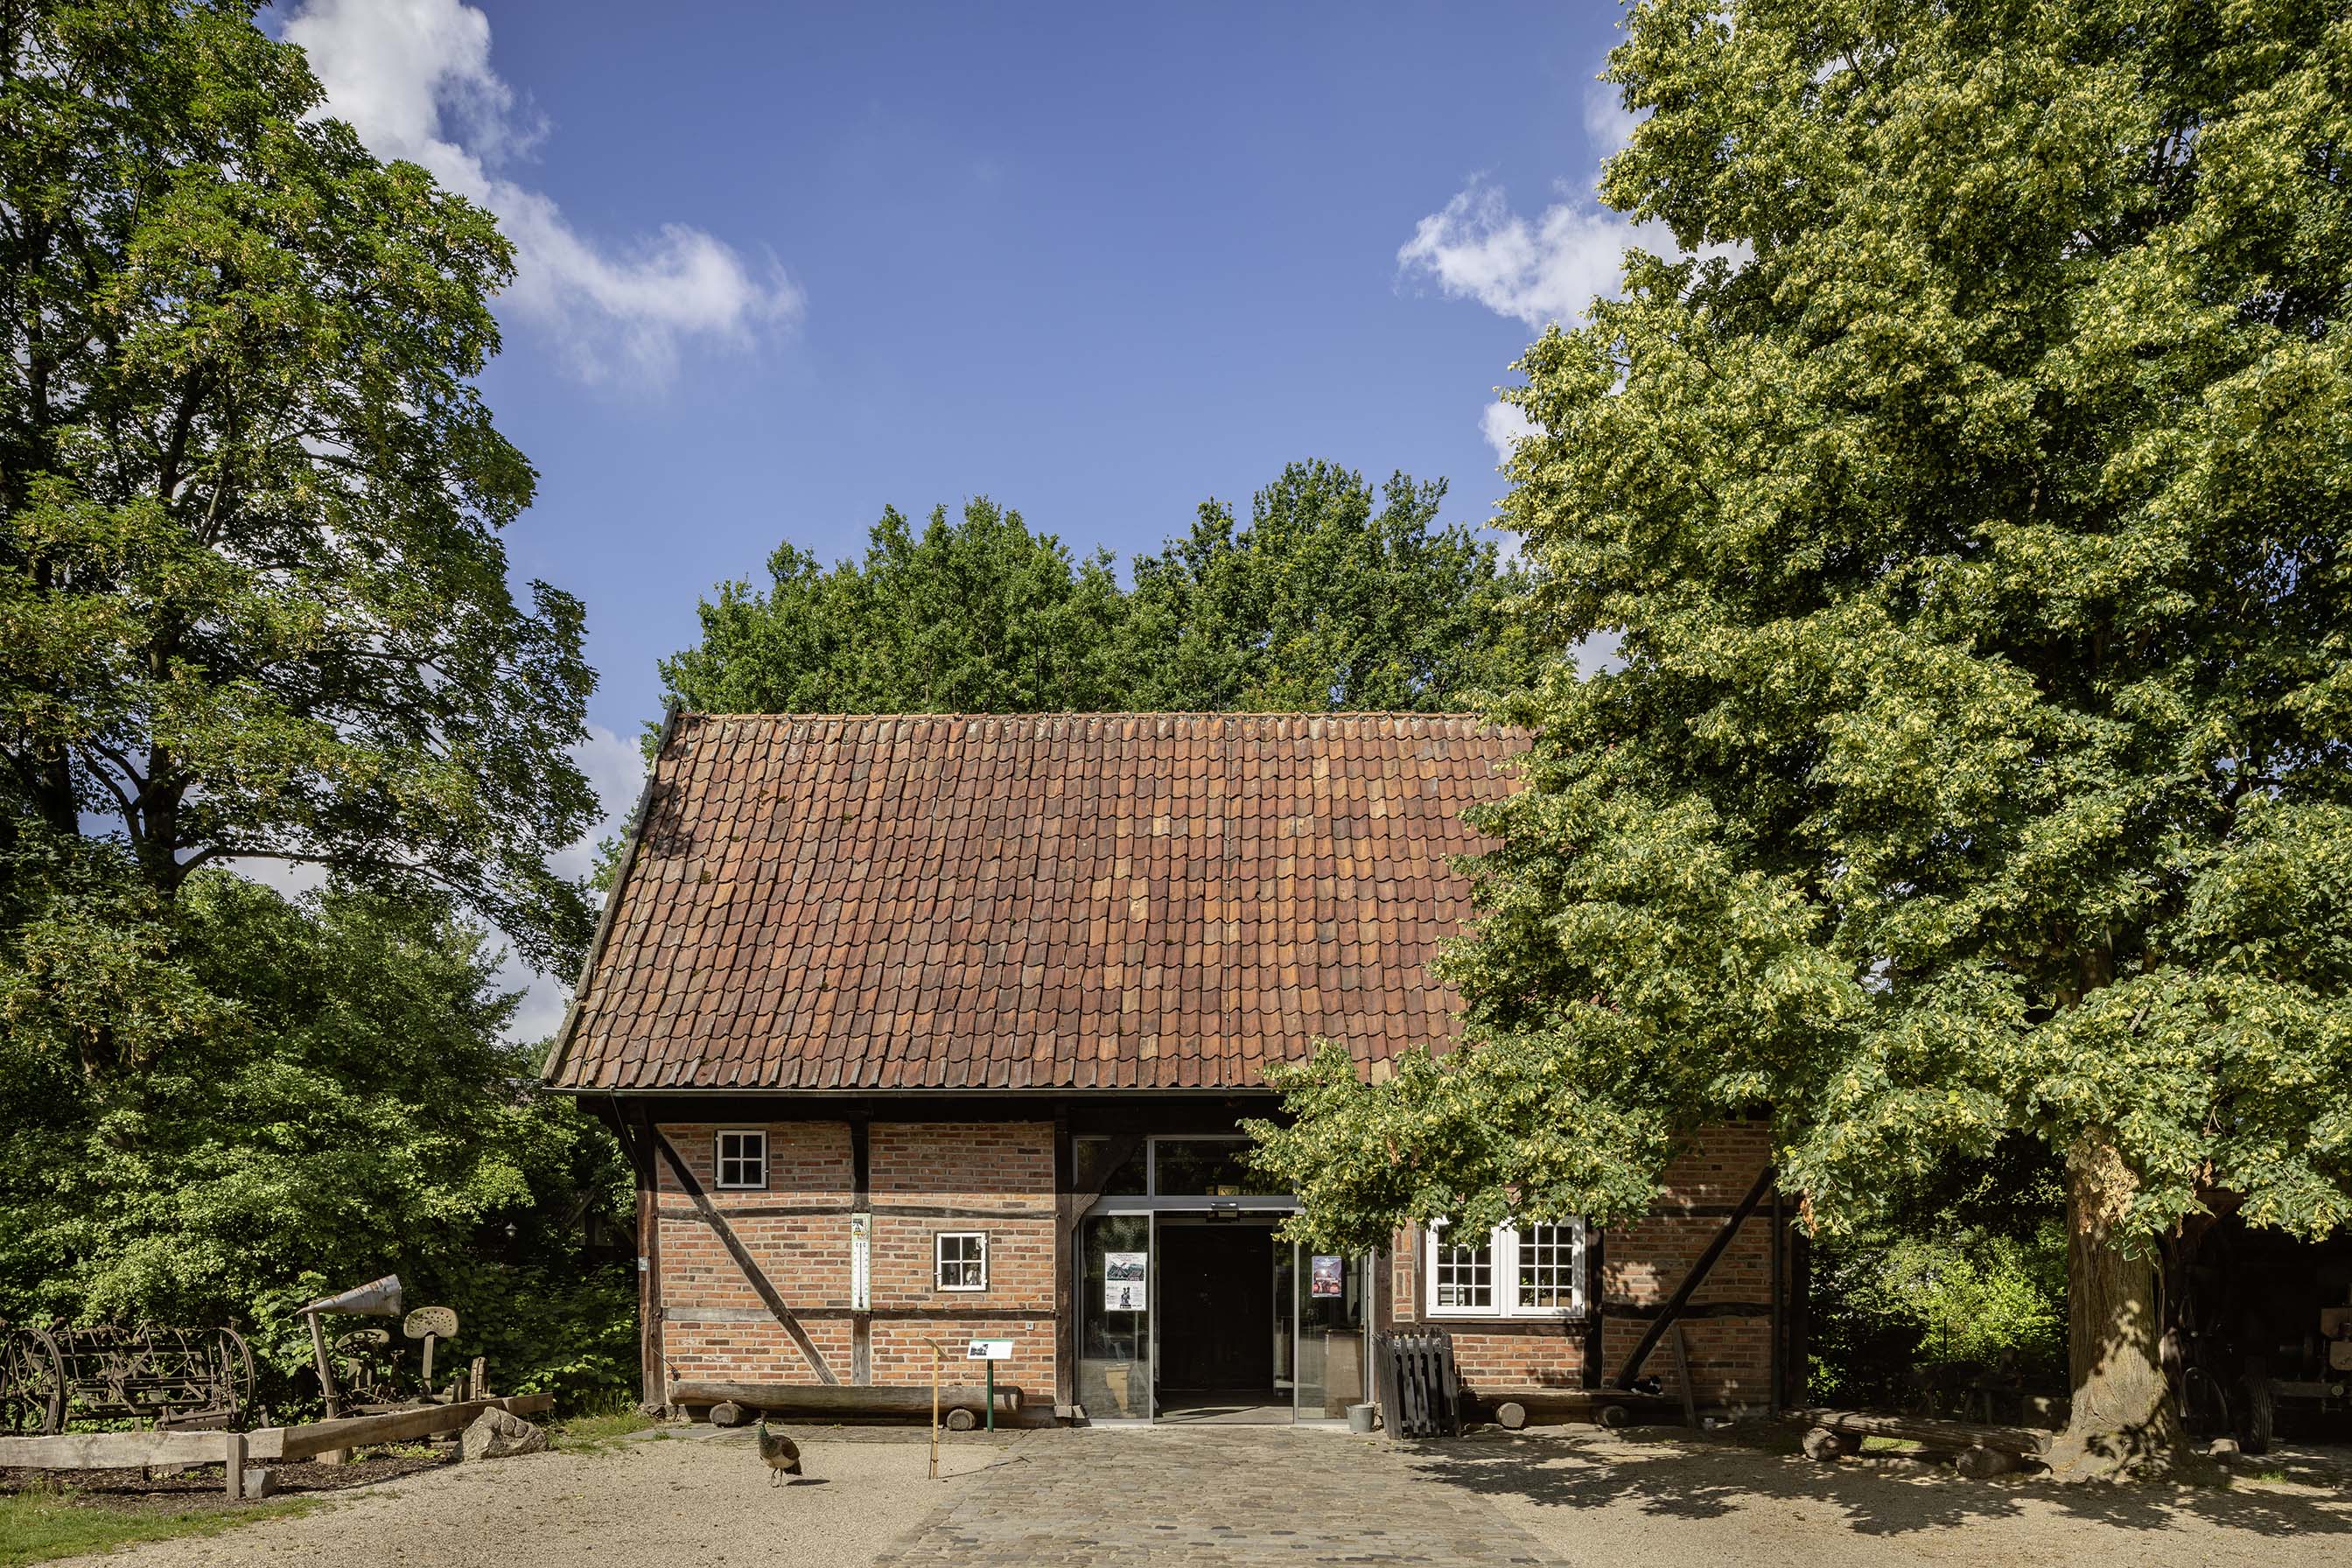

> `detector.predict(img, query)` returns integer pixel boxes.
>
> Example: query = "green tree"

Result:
[1254,0,2351,1479]
[0,0,597,971]
[660,463,1536,720]
[658,498,1131,718]
[0,839,635,1412]
[1124,461,1537,711]
[0,2,624,1406]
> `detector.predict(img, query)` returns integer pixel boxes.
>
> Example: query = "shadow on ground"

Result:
[1399,1423,2352,1543]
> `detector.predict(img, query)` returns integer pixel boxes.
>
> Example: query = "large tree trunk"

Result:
[2044,1130,2202,1481]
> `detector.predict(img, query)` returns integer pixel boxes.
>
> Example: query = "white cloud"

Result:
[283,0,801,383]
[1397,180,1647,332]
[1480,399,1536,460]
[1583,85,1642,162]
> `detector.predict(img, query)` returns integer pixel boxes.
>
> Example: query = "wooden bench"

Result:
[1802,1409,2051,1477]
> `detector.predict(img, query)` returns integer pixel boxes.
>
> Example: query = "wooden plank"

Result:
[650,1127,840,1385]
[669,1380,1020,1417]
[1612,1164,1776,1388]
[223,1432,246,1502]
[1813,1408,2051,1457]
[273,1394,555,1463]
[0,1431,242,1470]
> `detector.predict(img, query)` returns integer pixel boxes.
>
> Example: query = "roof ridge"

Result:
[675,709,1508,721]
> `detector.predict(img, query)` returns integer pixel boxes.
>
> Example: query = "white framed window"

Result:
[715,1130,767,1190]
[935,1231,988,1292]
[1424,1220,1584,1318]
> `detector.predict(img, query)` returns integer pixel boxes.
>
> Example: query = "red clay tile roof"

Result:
[544,712,1526,1093]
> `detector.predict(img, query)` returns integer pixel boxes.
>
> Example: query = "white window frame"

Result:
[714,1129,767,1191]
[1423,1220,1585,1319]
[934,1231,989,1292]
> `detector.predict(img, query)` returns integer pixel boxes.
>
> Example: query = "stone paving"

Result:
[874,1426,1560,1567]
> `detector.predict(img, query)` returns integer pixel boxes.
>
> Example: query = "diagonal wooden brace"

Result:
[1612,1162,1776,1390]
[652,1129,840,1386]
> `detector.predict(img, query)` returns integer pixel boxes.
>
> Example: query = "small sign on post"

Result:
[964,1338,1011,1432]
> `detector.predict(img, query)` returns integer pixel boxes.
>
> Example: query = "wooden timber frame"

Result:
[0,1394,555,1500]
[649,1126,840,1386]
[1610,1164,1779,1391]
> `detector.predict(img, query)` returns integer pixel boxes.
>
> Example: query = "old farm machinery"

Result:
[1,1322,258,1436]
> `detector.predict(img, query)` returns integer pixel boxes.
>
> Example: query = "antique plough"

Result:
[1,1322,258,1435]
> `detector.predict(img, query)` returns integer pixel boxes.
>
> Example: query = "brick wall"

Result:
[651,1119,1058,1398]
[1391,1120,1786,1406]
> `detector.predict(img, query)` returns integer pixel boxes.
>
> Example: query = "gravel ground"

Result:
[1404,1425,2352,1568]
[45,1425,1025,1568]
[38,1421,2352,1568]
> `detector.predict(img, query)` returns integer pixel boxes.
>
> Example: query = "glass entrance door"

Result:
[1079,1213,1152,1420]
[1294,1247,1368,1421]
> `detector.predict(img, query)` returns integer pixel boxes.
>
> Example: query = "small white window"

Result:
[1424,1220,1583,1318]
[935,1232,988,1292]
[715,1130,767,1190]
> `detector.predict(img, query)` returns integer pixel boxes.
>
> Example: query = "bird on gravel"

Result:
[755,1416,802,1483]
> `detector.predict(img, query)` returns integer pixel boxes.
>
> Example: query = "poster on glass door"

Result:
[1104,1251,1148,1312]
[1310,1255,1345,1298]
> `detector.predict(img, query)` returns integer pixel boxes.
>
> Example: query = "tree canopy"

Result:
[0,2,626,1407]
[656,460,1538,721]
[1,0,597,971]
[1254,0,2352,1477]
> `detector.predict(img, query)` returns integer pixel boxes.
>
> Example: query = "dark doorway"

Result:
[1157,1220,1278,1418]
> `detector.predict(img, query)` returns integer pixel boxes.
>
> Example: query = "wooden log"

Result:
[708,1401,747,1428]
[1812,1409,2050,1458]
[1802,1425,1857,1461]
[1598,1404,1630,1429]
[1494,1401,1527,1432]
[945,1407,976,1432]
[672,1380,1018,1418]
[273,1394,556,1463]
[1465,1388,1682,1426]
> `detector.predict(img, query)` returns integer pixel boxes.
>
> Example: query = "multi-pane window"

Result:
[1424,1221,1584,1317]
[715,1130,767,1190]
[1430,1222,1495,1311]
[936,1232,988,1292]
[1512,1223,1580,1312]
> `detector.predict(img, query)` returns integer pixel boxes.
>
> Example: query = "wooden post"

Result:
[928,1343,942,1480]
[1670,1325,1698,1429]
[223,1432,247,1502]
[305,1313,341,1419]
[1768,1187,1784,1418]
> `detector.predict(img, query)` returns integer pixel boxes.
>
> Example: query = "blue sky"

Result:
[276,0,1656,1031]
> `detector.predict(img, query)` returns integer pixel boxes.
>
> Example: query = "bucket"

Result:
[1347,1403,1377,1435]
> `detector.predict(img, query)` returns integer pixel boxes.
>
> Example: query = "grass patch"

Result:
[546,1408,662,1455]
[0,1490,313,1568]
[1858,1437,1930,1455]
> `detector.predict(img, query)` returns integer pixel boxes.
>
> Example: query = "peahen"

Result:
[755,1416,802,1483]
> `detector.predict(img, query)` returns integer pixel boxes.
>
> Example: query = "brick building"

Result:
[542,711,1802,1424]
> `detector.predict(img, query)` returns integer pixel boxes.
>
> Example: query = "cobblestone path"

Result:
[875,1427,1561,1566]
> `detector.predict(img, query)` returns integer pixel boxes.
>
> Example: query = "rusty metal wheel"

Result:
[214,1327,258,1427]
[2,1324,66,1435]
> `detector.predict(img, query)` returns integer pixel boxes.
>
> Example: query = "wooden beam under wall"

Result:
[650,1128,840,1386]
[1611,1164,1776,1390]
